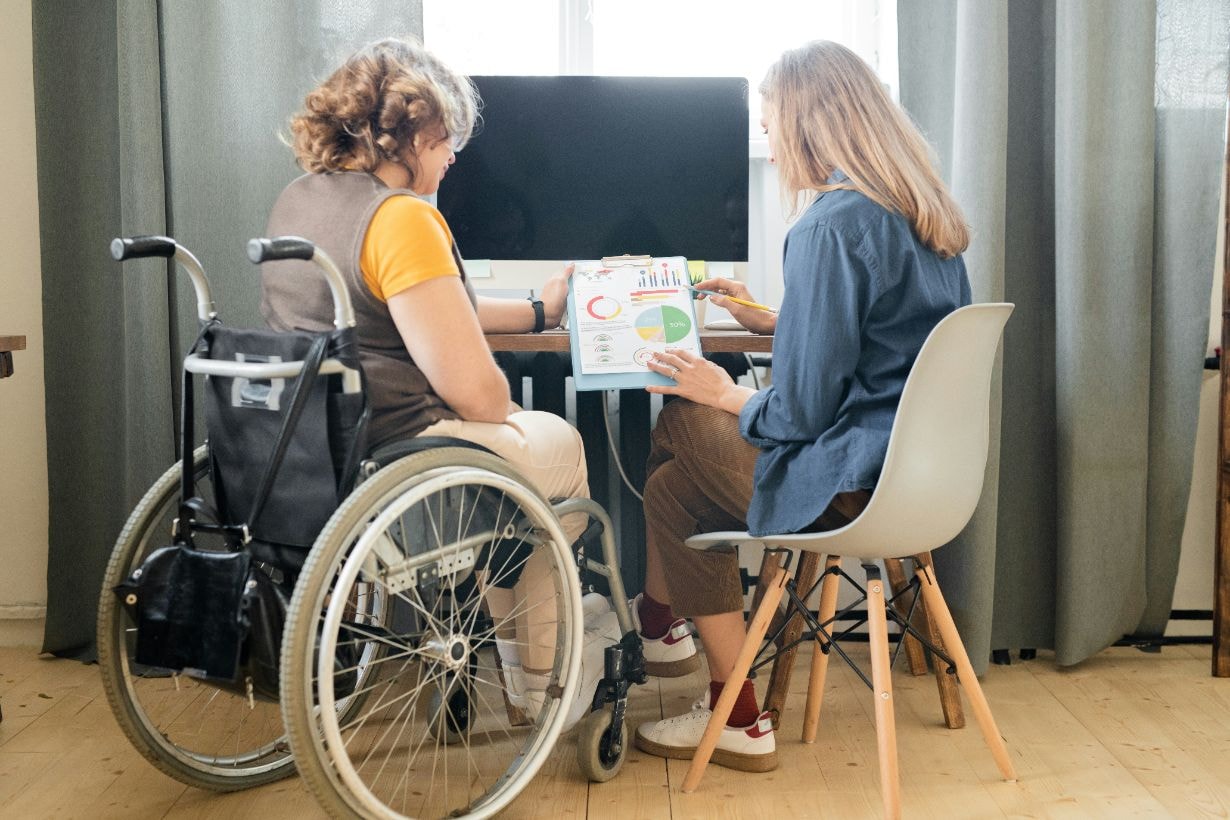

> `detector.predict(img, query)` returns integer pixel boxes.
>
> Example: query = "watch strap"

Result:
[528,297,546,333]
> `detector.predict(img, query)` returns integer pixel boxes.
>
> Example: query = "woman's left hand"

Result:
[539,263,575,328]
[646,348,742,409]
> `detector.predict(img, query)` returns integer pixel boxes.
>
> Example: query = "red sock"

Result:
[710,679,760,728]
[637,592,676,639]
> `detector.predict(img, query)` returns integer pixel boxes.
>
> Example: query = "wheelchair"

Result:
[96,235,647,819]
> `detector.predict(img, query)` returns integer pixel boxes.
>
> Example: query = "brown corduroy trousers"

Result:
[644,400,869,616]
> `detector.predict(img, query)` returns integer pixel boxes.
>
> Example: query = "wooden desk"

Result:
[485,328,774,355]
[486,329,772,595]
[0,335,26,379]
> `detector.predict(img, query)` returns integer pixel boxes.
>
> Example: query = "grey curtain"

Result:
[36,1,423,658]
[898,0,1229,668]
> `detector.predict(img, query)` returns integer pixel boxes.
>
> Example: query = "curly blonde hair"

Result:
[289,38,479,181]
[760,41,969,258]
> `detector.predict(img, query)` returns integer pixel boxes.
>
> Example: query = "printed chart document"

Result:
[567,255,702,391]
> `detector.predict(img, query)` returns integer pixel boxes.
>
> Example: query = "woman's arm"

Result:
[476,264,574,333]
[387,276,511,423]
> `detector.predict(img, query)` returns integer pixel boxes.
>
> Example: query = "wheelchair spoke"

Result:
[98,449,296,790]
[285,452,586,819]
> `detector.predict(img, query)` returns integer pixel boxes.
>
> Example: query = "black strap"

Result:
[527,297,546,333]
[177,321,219,544]
[180,496,250,544]
[245,333,330,532]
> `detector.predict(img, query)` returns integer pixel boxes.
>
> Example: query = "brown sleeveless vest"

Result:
[261,172,476,448]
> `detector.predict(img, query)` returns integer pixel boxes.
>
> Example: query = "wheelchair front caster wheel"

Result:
[576,707,628,782]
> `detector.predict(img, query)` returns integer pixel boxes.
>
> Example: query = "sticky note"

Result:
[687,260,706,285]
[465,259,492,279]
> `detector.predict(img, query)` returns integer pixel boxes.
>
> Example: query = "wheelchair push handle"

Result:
[246,236,315,263]
[248,236,356,330]
[110,234,216,322]
[110,235,176,260]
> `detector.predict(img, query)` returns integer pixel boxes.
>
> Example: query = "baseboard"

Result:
[0,605,46,620]
[0,612,45,647]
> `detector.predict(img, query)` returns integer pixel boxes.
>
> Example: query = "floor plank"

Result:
[1,641,1228,819]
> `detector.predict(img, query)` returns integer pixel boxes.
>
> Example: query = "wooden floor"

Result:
[1,641,1228,819]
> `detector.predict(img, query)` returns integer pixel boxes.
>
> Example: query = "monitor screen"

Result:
[437,76,749,263]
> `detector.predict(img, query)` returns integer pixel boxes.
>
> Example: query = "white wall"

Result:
[1169,158,1226,635]
[0,0,50,645]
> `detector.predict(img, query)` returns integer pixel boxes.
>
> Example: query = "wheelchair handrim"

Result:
[313,466,584,819]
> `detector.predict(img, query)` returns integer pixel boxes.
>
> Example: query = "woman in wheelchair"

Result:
[260,37,628,731]
[102,36,667,819]
[630,41,974,772]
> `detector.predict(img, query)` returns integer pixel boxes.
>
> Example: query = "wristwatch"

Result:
[527,297,546,333]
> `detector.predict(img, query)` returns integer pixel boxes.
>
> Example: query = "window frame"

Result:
[424,0,898,154]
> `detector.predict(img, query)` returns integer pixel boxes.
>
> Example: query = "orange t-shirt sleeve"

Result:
[361,195,459,302]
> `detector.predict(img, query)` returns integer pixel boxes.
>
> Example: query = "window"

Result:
[423,0,897,142]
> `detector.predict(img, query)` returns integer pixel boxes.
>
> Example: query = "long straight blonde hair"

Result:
[760,41,969,258]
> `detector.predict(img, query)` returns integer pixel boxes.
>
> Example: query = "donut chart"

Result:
[634,305,692,343]
[586,296,622,320]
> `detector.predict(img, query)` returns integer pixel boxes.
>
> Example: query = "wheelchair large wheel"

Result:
[281,448,584,820]
[96,447,296,790]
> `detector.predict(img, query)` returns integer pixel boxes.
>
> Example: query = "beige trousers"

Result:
[418,410,589,672]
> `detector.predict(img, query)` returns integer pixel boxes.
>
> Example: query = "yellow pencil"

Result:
[686,286,778,314]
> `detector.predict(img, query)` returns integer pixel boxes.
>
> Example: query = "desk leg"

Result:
[576,391,609,510]
[494,352,523,407]
[617,389,650,596]
[576,390,611,593]
[530,352,568,417]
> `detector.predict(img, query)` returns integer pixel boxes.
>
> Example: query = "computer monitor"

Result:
[437,75,749,272]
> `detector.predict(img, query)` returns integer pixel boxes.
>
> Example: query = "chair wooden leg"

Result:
[914,562,1018,782]
[802,555,842,743]
[912,552,965,729]
[763,550,823,726]
[681,565,790,794]
[883,558,928,676]
[866,567,901,820]
[749,549,781,619]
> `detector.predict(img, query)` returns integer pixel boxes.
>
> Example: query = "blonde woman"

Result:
[631,40,972,771]
[260,38,617,729]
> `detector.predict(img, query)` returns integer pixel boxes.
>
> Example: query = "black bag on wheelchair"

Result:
[204,324,368,562]
[115,321,366,700]
[114,545,288,699]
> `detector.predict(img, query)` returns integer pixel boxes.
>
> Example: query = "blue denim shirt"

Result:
[739,177,971,535]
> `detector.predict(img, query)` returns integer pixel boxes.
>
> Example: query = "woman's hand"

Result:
[539,262,575,328]
[645,348,756,415]
[693,277,777,335]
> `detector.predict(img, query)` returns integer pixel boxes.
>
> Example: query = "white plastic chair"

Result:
[680,303,1019,819]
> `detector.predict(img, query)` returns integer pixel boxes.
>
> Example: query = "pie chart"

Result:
[634,305,692,343]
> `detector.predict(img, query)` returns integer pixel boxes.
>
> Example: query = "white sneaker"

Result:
[581,590,612,621]
[499,595,622,732]
[635,708,777,772]
[629,593,700,677]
